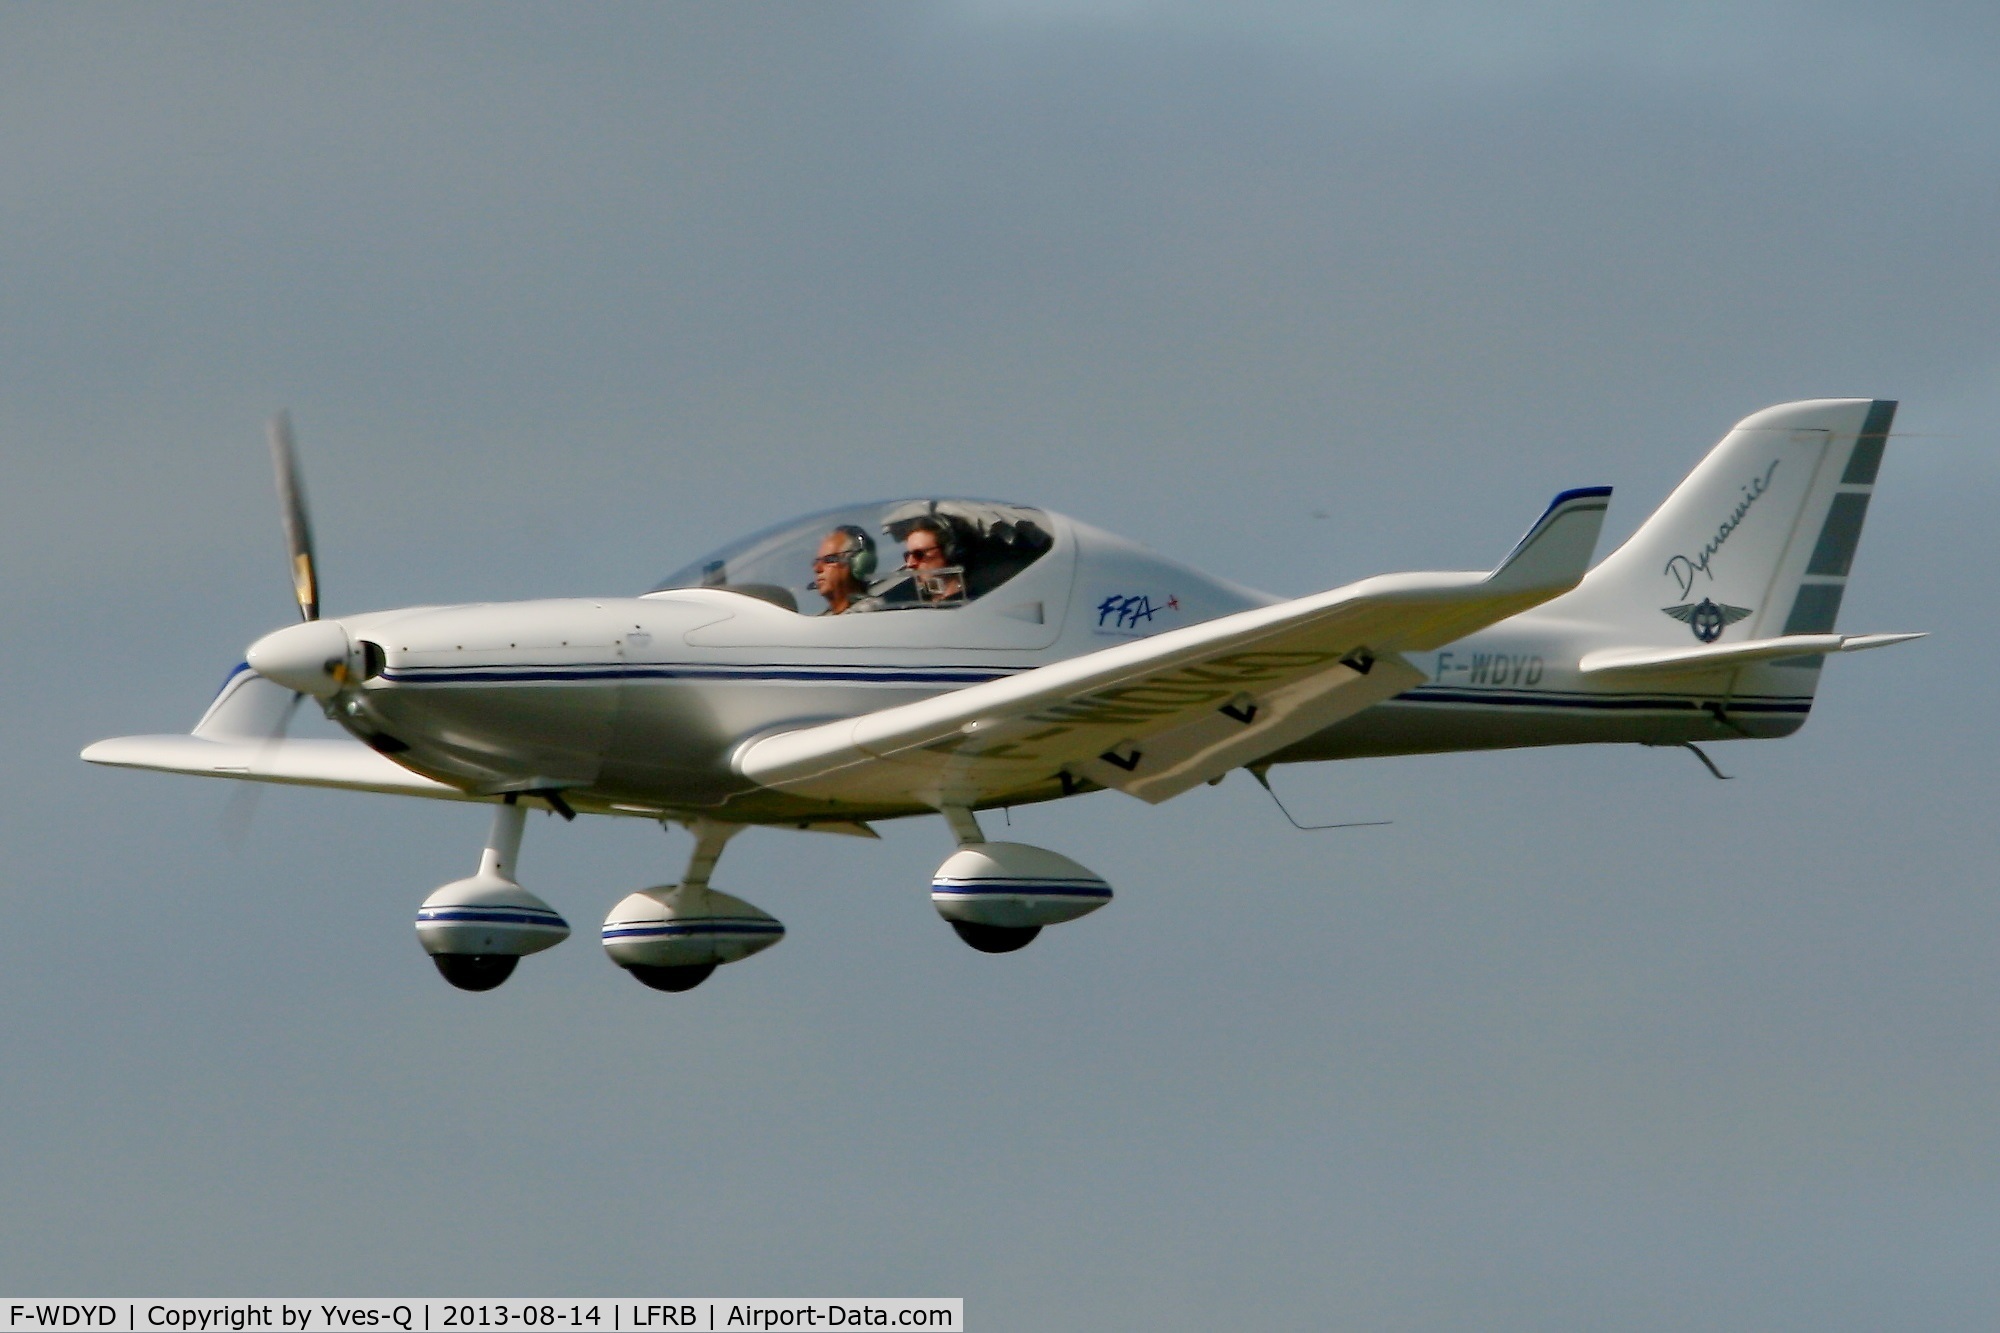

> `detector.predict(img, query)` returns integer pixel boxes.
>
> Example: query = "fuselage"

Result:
[317,509,1802,825]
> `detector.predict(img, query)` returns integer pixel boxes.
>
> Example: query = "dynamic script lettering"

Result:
[1663,459,1779,597]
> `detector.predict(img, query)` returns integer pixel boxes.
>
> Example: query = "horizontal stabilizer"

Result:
[1579,631,1925,678]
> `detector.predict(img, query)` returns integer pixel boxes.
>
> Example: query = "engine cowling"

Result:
[415,873,570,991]
[931,842,1111,952]
[601,887,784,991]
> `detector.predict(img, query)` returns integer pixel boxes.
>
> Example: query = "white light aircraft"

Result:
[86,399,1922,993]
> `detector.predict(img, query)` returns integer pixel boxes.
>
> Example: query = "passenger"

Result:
[811,526,879,615]
[901,519,965,605]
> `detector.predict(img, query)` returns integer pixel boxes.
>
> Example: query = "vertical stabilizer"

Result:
[1554,400,1895,663]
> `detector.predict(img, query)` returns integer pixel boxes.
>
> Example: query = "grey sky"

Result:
[4,4,1997,1327]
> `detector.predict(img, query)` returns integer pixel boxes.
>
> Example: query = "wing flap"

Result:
[1076,651,1427,803]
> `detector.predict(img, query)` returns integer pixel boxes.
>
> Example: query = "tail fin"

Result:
[1556,399,1896,654]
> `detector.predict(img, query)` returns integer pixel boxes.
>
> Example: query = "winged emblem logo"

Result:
[1662,598,1752,643]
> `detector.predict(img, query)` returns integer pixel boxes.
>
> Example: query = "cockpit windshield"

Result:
[651,499,1056,615]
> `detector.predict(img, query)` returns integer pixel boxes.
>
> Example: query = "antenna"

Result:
[1247,766,1392,832]
[1680,741,1734,781]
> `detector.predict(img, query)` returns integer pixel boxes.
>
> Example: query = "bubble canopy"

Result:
[651,499,1056,616]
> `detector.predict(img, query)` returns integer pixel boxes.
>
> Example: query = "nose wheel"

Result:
[415,796,571,991]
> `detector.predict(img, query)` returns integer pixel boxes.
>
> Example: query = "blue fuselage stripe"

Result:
[383,663,1017,686]
[1393,688,1811,714]
[376,665,1809,712]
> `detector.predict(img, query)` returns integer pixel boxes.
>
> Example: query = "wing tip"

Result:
[1549,485,1613,507]
[1486,484,1614,594]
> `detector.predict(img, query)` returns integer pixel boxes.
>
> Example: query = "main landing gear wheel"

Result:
[948,921,1041,954]
[601,820,785,993]
[929,810,1113,955]
[431,954,519,991]
[625,962,717,992]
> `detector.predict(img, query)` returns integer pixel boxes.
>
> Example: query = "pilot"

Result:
[811,526,879,615]
[901,518,965,605]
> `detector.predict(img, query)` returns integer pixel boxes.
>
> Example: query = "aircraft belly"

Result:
[593,679,949,806]
[362,682,618,789]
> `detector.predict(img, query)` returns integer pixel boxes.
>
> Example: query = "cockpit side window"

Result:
[652,499,1054,615]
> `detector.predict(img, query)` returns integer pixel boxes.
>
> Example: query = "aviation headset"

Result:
[832,524,877,581]
[902,518,961,567]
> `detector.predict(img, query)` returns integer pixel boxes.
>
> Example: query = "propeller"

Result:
[246,413,352,695]
[224,411,336,844]
[220,688,308,851]
[268,410,320,622]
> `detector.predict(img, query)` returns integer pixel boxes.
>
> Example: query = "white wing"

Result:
[81,732,471,799]
[83,665,472,802]
[737,487,1612,808]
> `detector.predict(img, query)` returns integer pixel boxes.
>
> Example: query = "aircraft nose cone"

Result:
[247,619,353,697]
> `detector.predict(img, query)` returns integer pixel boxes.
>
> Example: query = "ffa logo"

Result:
[1095,593,1179,631]
[1663,598,1752,643]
